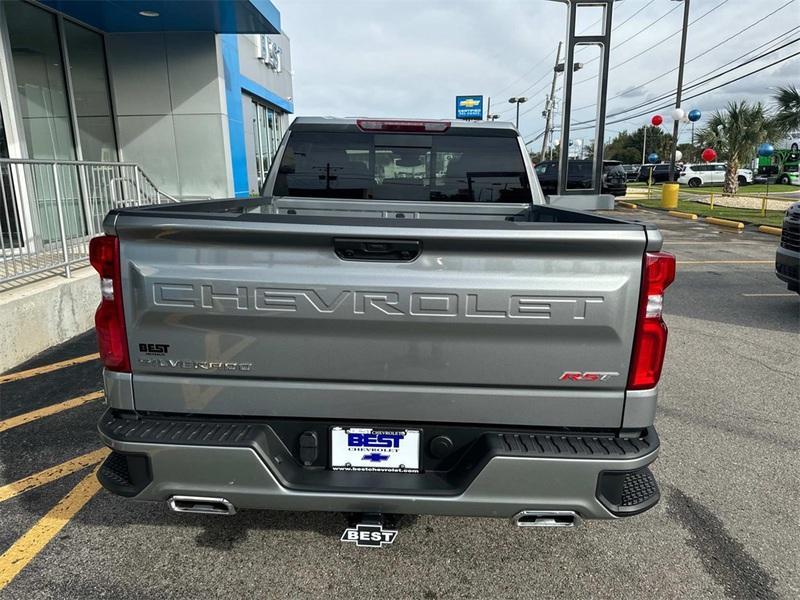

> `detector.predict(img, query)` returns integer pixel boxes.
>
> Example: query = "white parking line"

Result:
[741,293,797,297]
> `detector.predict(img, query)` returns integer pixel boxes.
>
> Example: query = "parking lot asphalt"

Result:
[1,208,798,599]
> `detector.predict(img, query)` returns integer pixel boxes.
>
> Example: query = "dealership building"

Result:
[0,0,294,371]
[0,0,294,199]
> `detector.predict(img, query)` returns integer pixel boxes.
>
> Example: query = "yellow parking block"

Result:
[0,466,104,590]
[0,353,99,385]
[617,201,638,209]
[705,216,744,230]
[668,210,698,220]
[757,225,783,236]
[0,391,103,434]
[0,448,110,503]
[678,260,772,265]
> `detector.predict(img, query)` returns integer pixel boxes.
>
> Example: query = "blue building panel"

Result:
[38,0,280,33]
[220,34,251,198]
[240,76,294,114]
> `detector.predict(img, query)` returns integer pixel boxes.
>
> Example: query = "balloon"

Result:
[757,143,774,157]
[672,108,685,121]
[647,153,660,164]
[651,115,663,126]
[701,148,717,162]
[688,109,702,122]
[674,150,683,162]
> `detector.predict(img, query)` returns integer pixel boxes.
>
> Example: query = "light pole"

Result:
[508,97,528,130]
[668,0,691,183]
[642,126,648,166]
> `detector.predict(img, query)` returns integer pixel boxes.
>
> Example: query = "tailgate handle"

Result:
[334,238,421,262]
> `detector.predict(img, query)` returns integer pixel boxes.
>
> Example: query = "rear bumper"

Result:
[97,410,660,520]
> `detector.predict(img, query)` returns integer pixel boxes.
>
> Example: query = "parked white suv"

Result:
[678,163,753,187]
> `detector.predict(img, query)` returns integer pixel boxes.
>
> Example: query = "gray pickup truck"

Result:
[90,117,674,539]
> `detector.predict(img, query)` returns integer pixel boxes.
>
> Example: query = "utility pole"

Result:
[486,97,491,121]
[540,41,563,159]
[668,0,691,182]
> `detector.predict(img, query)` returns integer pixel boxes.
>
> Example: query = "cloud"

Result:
[278,0,800,144]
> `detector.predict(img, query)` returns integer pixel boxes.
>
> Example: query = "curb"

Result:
[617,201,638,209]
[705,216,744,230]
[668,210,698,220]
[757,225,782,236]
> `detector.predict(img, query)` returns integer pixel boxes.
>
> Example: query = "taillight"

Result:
[89,235,130,372]
[628,251,675,390]
[356,119,450,133]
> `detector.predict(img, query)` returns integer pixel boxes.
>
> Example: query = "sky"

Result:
[277,0,800,149]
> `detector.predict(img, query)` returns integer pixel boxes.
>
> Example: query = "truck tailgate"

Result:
[116,215,647,428]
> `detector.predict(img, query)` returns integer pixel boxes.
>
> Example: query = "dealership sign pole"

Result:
[551,0,614,199]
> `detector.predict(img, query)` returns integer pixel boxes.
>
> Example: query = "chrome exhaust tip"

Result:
[168,495,236,516]
[512,510,581,528]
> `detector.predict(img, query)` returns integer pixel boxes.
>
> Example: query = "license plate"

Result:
[331,427,420,473]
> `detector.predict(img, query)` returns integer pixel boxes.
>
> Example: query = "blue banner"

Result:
[455,95,484,120]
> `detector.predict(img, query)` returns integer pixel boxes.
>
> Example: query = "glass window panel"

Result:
[274,132,529,202]
[0,106,9,157]
[64,21,117,161]
[5,0,75,160]
[259,105,270,179]
[253,101,263,184]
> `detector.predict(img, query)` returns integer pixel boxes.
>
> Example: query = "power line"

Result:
[492,0,657,116]
[571,6,799,114]
[522,40,799,143]
[593,31,800,121]
[491,15,605,108]
[570,50,800,132]
[571,37,800,128]
[520,0,795,146]
[501,1,688,120]
[573,0,731,85]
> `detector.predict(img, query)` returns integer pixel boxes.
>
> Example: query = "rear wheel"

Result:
[779,175,791,185]
[737,175,747,186]
[688,178,701,188]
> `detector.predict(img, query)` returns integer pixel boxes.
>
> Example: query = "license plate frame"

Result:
[330,427,421,473]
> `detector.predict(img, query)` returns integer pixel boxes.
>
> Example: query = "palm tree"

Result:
[772,85,800,134]
[696,101,782,195]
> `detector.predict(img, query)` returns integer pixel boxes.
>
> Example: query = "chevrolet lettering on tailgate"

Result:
[151,283,605,322]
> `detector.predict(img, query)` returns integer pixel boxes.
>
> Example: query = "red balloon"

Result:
[651,115,663,126]
[701,148,717,162]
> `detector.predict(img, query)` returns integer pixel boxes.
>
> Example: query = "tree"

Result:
[772,85,800,135]
[605,126,674,165]
[677,142,698,164]
[695,101,782,195]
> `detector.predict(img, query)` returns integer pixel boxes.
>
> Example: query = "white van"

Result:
[678,163,753,187]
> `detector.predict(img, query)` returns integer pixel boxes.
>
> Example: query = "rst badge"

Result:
[340,523,398,548]
[331,427,420,473]
[560,371,620,382]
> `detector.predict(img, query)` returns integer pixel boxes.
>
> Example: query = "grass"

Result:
[679,183,798,196]
[628,181,798,196]
[632,196,786,227]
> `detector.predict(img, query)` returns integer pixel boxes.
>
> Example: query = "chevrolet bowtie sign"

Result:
[455,95,483,120]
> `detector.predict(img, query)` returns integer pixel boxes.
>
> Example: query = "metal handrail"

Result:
[0,158,179,204]
[0,158,179,288]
